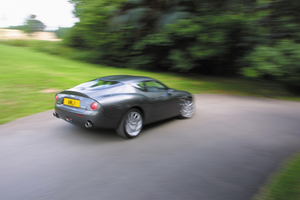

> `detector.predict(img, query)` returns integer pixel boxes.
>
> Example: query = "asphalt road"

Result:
[0,94,300,200]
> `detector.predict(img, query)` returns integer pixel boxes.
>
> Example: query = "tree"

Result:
[23,14,46,34]
[240,0,300,87]
[242,40,300,86]
[66,0,257,75]
[55,27,71,39]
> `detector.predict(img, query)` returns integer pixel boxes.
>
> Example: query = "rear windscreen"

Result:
[75,80,121,89]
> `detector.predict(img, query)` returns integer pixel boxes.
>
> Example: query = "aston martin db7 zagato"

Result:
[53,75,195,138]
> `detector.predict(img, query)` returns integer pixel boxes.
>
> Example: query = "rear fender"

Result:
[97,94,146,119]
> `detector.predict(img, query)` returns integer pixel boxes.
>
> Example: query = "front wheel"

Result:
[116,109,143,139]
[179,99,195,119]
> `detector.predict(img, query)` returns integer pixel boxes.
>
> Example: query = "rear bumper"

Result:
[54,105,119,129]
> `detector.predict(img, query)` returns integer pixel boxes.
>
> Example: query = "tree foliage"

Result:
[23,14,46,33]
[240,0,300,85]
[65,0,300,86]
[55,27,71,39]
[242,40,300,85]
[66,0,257,74]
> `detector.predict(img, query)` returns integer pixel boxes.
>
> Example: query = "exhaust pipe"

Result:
[53,112,59,118]
[85,121,93,128]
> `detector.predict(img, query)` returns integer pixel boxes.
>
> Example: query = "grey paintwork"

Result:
[54,75,192,129]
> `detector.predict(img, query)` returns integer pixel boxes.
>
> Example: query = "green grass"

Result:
[254,152,300,200]
[0,43,299,124]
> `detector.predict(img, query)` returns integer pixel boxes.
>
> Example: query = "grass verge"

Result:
[254,152,300,200]
[0,43,299,125]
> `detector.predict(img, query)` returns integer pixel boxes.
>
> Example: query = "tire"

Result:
[116,109,143,139]
[179,99,195,119]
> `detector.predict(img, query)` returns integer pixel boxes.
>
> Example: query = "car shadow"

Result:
[60,117,179,143]
[60,125,123,143]
[142,117,178,132]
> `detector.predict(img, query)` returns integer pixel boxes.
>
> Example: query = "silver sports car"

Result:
[53,75,195,138]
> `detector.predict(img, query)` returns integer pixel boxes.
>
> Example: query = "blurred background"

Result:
[1,0,300,91]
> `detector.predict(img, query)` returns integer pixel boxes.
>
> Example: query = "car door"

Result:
[143,81,174,118]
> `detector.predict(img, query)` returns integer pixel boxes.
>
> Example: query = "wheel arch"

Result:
[115,105,145,128]
[115,106,144,139]
[129,106,145,123]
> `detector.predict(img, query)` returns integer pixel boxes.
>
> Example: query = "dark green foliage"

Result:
[65,0,257,75]
[148,13,256,75]
[242,40,300,86]
[260,0,300,42]
[64,0,300,86]
[55,27,71,39]
[240,0,300,86]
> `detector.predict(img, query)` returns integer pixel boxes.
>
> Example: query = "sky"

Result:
[0,0,79,30]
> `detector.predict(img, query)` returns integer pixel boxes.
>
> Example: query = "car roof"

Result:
[99,75,156,83]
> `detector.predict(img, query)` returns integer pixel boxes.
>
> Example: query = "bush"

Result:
[54,27,71,39]
[241,40,300,87]
[0,40,77,59]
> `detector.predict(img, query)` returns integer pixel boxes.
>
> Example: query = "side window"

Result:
[131,82,146,91]
[137,82,145,88]
[144,81,167,92]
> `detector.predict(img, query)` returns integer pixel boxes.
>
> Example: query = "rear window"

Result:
[90,80,119,88]
[75,80,121,89]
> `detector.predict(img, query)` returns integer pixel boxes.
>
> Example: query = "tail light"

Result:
[55,95,58,102]
[90,102,98,110]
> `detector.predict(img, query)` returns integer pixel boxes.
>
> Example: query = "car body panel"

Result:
[54,75,193,130]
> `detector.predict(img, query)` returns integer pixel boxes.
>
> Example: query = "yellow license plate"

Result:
[63,98,80,107]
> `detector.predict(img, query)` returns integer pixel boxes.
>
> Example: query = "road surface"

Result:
[0,94,300,200]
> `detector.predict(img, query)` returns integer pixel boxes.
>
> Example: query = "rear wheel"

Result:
[116,109,143,139]
[179,99,195,118]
